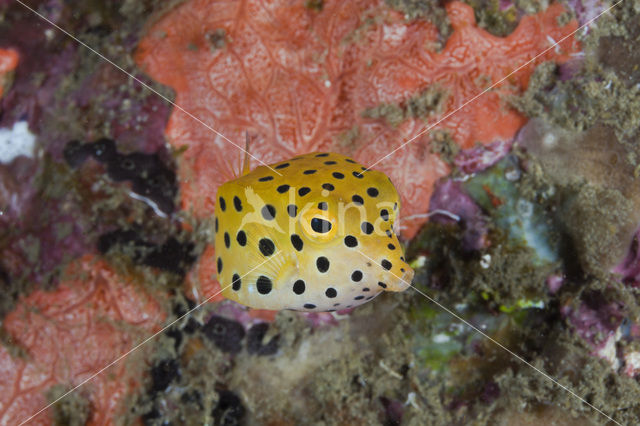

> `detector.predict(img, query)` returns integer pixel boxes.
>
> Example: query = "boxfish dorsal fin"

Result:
[242,132,251,176]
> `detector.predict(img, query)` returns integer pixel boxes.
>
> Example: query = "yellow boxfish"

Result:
[214,146,414,312]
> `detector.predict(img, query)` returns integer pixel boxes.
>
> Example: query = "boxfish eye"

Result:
[300,208,337,241]
[311,217,332,233]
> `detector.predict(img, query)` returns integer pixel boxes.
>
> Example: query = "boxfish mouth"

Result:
[386,265,414,292]
[401,267,414,286]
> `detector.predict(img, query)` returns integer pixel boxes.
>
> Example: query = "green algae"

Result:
[362,102,405,127]
[362,85,448,127]
[512,1,640,159]
[205,28,227,50]
[47,384,91,426]
[463,156,559,268]
[385,0,451,45]
[428,129,459,165]
[461,0,519,36]
[335,125,360,149]
[513,62,640,144]
[304,0,324,12]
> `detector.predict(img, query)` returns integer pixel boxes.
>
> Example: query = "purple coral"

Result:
[566,0,606,27]
[454,140,512,175]
[612,228,640,287]
[428,179,489,251]
[562,298,625,368]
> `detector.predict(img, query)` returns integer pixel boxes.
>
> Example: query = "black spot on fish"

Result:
[291,234,303,251]
[316,256,330,272]
[275,162,290,169]
[322,183,335,191]
[236,230,247,246]
[256,276,273,294]
[233,196,242,211]
[361,222,374,234]
[232,273,241,291]
[261,204,276,220]
[367,187,379,197]
[258,238,275,256]
[293,279,305,294]
[298,187,311,196]
[344,235,358,247]
[277,184,290,193]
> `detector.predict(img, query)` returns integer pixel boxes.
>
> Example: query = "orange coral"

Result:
[0,255,165,424]
[135,0,578,300]
[0,48,19,98]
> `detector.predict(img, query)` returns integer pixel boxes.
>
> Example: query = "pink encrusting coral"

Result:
[0,47,18,98]
[0,256,166,424]
[135,0,578,231]
[135,0,579,302]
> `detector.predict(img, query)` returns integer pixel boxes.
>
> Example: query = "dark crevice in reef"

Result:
[97,229,196,276]
[64,138,177,215]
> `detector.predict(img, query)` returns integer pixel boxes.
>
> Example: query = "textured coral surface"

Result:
[0,0,600,423]
[0,256,165,424]
[136,0,577,228]
[136,0,577,300]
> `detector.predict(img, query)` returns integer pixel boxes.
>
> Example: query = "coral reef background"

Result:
[1,0,640,424]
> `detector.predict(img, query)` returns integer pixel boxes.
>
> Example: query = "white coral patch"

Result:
[0,121,36,163]
[382,24,406,44]
[624,351,640,377]
[596,328,621,370]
